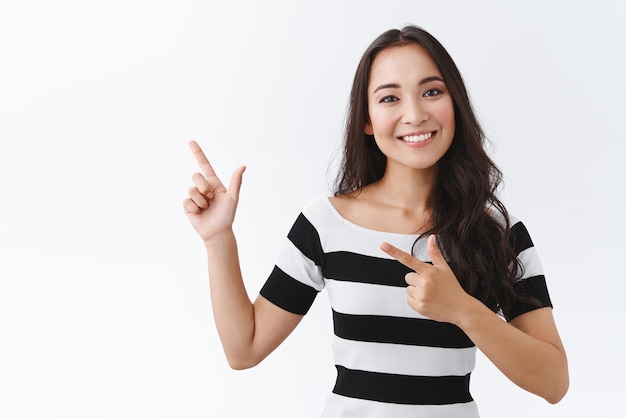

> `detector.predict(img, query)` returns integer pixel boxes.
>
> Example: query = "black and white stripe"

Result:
[260,197,552,416]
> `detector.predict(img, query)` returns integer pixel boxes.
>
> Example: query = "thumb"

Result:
[427,234,448,267]
[228,165,246,200]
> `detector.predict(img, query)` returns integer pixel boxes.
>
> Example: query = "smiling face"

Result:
[366,43,455,176]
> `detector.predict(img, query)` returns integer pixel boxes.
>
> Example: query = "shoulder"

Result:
[286,196,346,258]
[486,208,535,252]
[300,195,337,220]
[486,207,524,232]
[292,195,345,236]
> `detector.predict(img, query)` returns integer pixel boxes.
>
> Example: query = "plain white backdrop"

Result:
[1,0,624,416]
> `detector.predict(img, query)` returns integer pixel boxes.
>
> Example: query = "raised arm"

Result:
[381,236,569,403]
[183,140,303,369]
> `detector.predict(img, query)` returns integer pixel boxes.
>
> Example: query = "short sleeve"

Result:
[259,212,325,315]
[506,219,553,321]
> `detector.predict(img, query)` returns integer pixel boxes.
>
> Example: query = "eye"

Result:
[380,95,399,103]
[423,88,443,97]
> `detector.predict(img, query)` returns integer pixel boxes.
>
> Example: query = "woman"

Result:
[183,25,568,417]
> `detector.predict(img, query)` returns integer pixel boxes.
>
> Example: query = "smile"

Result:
[400,132,434,143]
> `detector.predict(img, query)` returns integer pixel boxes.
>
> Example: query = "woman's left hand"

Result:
[384,236,569,402]
[381,235,473,324]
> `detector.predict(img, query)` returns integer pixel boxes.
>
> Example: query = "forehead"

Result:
[368,44,442,87]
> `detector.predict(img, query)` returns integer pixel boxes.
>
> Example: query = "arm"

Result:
[455,299,568,403]
[183,140,302,369]
[381,236,569,403]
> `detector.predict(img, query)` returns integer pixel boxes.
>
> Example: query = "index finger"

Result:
[380,242,427,273]
[189,140,217,178]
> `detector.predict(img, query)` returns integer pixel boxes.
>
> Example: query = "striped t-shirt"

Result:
[260,196,552,417]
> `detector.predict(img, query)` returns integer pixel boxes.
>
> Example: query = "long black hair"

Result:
[334,25,523,317]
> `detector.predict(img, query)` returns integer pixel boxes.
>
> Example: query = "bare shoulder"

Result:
[329,189,376,222]
[329,190,364,214]
[329,187,426,234]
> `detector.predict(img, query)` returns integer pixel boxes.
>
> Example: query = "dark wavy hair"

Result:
[334,25,523,317]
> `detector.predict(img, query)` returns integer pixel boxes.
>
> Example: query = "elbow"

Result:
[229,363,251,371]
[545,391,567,405]
[227,359,258,370]
[545,379,569,404]
[543,367,569,404]
[539,348,569,404]
[225,352,263,371]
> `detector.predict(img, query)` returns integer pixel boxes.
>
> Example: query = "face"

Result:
[365,43,455,175]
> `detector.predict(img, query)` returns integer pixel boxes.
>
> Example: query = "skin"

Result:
[380,238,568,403]
[332,43,456,234]
[183,43,568,403]
[183,140,302,370]
[366,44,455,178]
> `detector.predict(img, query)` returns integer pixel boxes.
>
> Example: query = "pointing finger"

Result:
[380,242,427,273]
[189,140,220,181]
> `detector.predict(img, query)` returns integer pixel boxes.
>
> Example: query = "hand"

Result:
[182,140,246,243]
[380,235,472,324]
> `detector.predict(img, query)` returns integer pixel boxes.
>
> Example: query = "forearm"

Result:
[204,230,256,368]
[456,299,569,403]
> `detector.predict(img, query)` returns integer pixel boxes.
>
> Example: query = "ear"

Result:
[364,121,373,135]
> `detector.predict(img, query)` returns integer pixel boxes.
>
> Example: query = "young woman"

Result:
[183,25,568,417]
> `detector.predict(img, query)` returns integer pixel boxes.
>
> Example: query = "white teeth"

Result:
[402,132,433,143]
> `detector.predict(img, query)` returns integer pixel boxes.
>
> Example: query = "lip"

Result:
[397,130,437,147]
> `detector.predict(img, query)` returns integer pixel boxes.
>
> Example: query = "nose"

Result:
[401,98,429,125]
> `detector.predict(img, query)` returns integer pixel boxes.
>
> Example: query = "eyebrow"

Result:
[372,76,445,94]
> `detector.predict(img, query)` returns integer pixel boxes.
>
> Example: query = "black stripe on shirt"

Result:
[287,213,324,266]
[333,310,474,348]
[511,221,534,256]
[260,266,318,315]
[324,251,413,287]
[507,275,553,320]
[333,365,473,405]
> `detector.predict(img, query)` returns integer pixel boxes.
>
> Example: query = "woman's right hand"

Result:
[183,140,246,243]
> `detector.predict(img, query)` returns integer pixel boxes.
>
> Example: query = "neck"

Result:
[371,164,438,211]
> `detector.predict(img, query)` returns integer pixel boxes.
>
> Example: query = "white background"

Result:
[1,1,624,417]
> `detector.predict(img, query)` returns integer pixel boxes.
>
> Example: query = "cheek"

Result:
[367,110,388,133]
[433,100,455,130]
